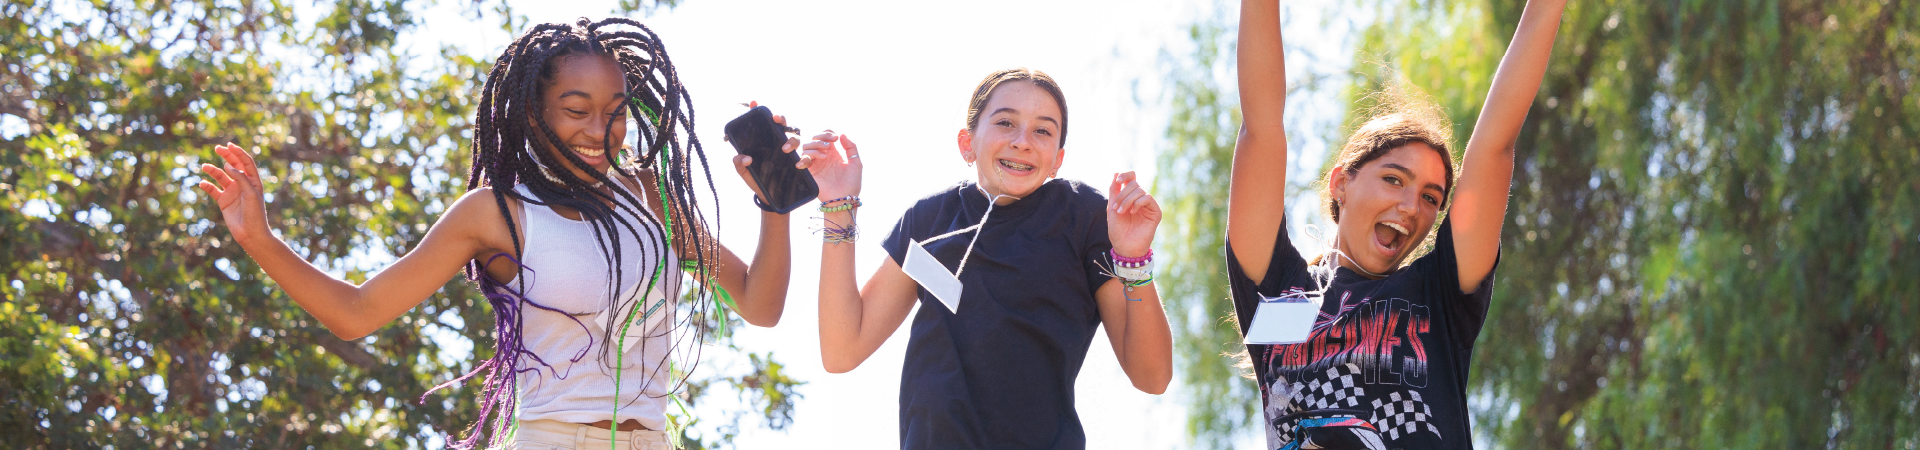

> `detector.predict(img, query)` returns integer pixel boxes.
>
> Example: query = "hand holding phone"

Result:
[725,106,817,214]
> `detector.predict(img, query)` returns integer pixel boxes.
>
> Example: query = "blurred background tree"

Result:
[0,0,797,448]
[1154,0,1917,448]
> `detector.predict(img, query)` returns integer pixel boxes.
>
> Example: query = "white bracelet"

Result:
[1113,259,1153,281]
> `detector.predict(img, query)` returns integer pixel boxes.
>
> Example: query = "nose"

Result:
[584,116,609,143]
[1398,190,1421,215]
[1008,127,1032,152]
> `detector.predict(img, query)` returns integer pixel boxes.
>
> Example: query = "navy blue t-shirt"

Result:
[880,179,1114,450]
[1228,217,1495,450]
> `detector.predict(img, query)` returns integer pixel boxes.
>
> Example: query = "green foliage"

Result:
[1,0,798,448]
[1152,15,1255,449]
[1159,0,1919,448]
[1153,5,1346,447]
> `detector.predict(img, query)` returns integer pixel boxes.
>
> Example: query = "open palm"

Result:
[196,143,271,244]
[799,131,862,201]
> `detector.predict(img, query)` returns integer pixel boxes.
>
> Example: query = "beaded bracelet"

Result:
[1111,249,1153,268]
[1109,248,1155,301]
[819,195,862,213]
[819,201,861,213]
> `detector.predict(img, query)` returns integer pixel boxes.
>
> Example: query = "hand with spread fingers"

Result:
[730,100,804,205]
[1106,171,1161,259]
[196,142,273,245]
[798,129,862,202]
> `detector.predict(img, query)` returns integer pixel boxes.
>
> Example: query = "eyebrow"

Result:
[1382,163,1446,192]
[990,107,1059,127]
[557,91,631,101]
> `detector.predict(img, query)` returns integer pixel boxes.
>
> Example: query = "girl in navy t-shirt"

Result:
[798,68,1174,449]
[1225,1,1567,449]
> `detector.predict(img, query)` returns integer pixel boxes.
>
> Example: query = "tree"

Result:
[1155,0,1918,448]
[1153,14,1254,449]
[0,0,797,447]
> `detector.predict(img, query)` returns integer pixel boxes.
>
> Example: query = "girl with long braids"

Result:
[196,18,795,449]
[1225,0,1564,448]
[800,68,1173,449]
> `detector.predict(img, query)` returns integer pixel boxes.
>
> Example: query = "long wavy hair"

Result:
[422,17,723,449]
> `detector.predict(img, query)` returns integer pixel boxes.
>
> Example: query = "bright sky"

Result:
[398,0,1360,447]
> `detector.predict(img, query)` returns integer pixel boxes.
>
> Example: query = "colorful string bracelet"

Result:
[819,195,862,213]
[821,218,858,244]
[1110,249,1155,300]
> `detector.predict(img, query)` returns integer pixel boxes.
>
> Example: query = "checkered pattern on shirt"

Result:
[1272,363,1367,445]
[1368,390,1440,440]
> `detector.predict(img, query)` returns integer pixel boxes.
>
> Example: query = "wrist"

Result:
[235,228,278,251]
[818,190,859,203]
[1112,244,1151,259]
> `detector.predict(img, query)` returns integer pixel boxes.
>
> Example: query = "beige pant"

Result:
[504,419,671,450]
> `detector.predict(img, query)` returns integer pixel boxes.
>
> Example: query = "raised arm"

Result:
[1226,0,1291,283]
[197,143,499,340]
[1449,0,1567,292]
[799,131,923,373]
[675,195,792,329]
[1097,171,1172,394]
[690,108,804,328]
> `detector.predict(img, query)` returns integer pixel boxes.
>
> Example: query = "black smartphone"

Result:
[724,106,817,214]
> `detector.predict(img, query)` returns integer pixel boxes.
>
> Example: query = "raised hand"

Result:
[196,143,272,245]
[731,101,804,203]
[1106,171,1161,258]
[797,130,862,201]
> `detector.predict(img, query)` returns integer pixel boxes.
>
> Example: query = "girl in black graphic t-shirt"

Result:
[799,69,1174,449]
[1226,1,1565,449]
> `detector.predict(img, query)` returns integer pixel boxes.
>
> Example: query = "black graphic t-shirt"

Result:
[1228,217,1495,450]
[881,179,1115,450]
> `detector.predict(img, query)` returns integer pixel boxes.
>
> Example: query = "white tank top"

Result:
[509,183,678,430]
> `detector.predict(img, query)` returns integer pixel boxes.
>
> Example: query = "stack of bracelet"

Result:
[819,195,860,244]
[1111,249,1154,299]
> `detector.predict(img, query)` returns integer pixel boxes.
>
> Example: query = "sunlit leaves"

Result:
[3,0,797,448]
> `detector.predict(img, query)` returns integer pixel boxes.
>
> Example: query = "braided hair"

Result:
[423,18,724,449]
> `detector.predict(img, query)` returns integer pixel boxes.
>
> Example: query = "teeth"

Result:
[999,159,1034,171]
[576,147,605,157]
[1383,222,1409,235]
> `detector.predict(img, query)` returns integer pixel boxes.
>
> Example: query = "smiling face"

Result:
[534,54,629,182]
[958,80,1066,201]
[1329,143,1450,275]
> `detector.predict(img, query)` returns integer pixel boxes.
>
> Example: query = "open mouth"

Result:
[572,146,608,165]
[1373,221,1410,255]
[997,159,1034,172]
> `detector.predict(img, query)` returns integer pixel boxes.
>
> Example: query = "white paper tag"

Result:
[1243,293,1322,345]
[901,239,964,314]
[597,282,670,353]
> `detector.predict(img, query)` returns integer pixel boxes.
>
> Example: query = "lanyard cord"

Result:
[922,184,1020,277]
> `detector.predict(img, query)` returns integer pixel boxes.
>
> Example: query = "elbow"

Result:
[329,324,373,342]
[820,350,862,374]
[822,357,857,374]
[743,313,781,328]
[1124,360,1173,395]
[735,292,787,328]
[1131,370,1171,395]
[1238,120,1283,139]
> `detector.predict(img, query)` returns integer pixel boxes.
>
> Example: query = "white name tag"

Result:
[1244,293,1322,345]
[901,239,964,314]
[597,282,670,353]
